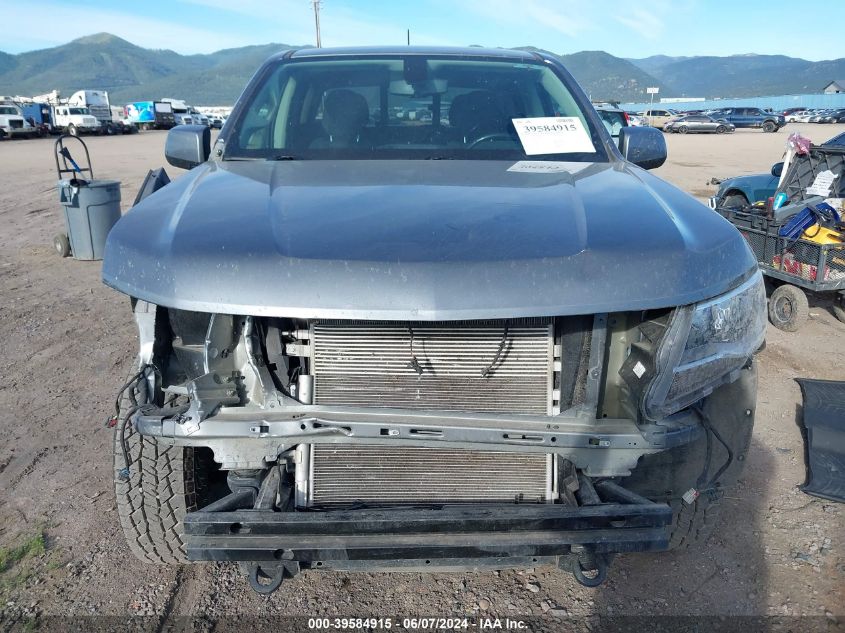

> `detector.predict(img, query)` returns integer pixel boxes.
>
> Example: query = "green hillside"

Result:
[2,34,843,105]
[0,33,296,105]
[558,51,668,102]
[628,54,845,98]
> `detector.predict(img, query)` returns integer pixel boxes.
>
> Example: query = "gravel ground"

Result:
[0,126,843,629]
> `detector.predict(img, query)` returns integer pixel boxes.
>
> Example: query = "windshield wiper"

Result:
[423,155,456,160]
[270,154,299,161]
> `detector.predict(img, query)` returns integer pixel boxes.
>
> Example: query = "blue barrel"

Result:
[58,179,121,260]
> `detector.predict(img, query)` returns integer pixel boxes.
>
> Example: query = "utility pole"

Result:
[311,0,322,48]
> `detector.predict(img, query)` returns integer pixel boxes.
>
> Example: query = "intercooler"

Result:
[296,444,555,507]
[310,319,555,414]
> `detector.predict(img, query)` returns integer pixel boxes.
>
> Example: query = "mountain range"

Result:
[1,33,843,105]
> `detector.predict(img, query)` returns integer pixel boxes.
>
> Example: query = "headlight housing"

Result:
[621,271,766,420]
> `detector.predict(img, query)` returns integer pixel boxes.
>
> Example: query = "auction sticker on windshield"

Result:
[512,117,595,155]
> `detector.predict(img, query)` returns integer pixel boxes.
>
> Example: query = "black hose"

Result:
[704,418,735,487]
[694,404,734,496]
[110,363,161,479]
[117,404,143,481]
[109,364,161,425]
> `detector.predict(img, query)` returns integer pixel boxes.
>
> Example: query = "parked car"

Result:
[710,132,845,209]
[102,46,765,595]
[785,110,812,122]
[664,114,735,134]
[717,107,785,132]
[819,109,845,123]
[638,108,676,129]
[594,103,628,137]
[209,117,224,129]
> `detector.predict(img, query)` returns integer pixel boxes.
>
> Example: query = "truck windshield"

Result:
[0,106,18,115]
[225,55,608,162]
[68,108,89,115]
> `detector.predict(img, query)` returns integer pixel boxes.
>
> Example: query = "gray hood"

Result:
[103,159,757,319]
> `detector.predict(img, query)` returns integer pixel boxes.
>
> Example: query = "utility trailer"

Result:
[717,143,845,331]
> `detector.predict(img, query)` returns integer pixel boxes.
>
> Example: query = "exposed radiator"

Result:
[310,319,554,414]
[298,444,554,507]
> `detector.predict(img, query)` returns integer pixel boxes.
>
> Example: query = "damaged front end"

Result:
[121,273,763,591]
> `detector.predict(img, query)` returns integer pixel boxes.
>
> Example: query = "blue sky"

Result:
[2,0,843,61]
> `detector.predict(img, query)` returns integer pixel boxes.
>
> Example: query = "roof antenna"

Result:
[407,29,410,46]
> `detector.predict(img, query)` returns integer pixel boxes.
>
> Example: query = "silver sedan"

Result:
[665,115,735,134]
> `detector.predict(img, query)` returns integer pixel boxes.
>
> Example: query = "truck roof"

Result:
[281,46,543,62]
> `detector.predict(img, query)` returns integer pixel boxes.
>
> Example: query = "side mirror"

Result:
[618,126,667,170]
[771,161,784,178]
[165,125,210,170]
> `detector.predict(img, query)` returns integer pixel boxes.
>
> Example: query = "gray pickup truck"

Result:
[103,47,765,593]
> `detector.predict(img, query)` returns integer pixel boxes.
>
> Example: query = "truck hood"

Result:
[103,159,757,319]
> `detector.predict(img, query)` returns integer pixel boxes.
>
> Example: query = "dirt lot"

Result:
[0,125,843,628]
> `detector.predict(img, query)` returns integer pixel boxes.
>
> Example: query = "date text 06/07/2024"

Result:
[306,618,529,630]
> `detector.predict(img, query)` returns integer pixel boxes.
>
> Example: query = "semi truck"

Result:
[68,90,112,127]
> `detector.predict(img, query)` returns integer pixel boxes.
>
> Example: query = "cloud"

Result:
[462,0,592,39]
[613,7,665,40]
[320,6,454,47]
[175,0,316,45]
[0,0,257,53]
[176,0,452,48]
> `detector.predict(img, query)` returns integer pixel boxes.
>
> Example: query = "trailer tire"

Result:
[768,284,808,331]
[832,294,845,324]
[113,374,217,564]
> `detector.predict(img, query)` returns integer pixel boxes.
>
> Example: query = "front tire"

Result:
[762,121,776,133]
[622,364,757,549]
[113,376,216,564]
[67,123,78,137]
[716,125,727,134]
[721,193,748,210]
[678,125,689,134]
[114,425,199,564]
